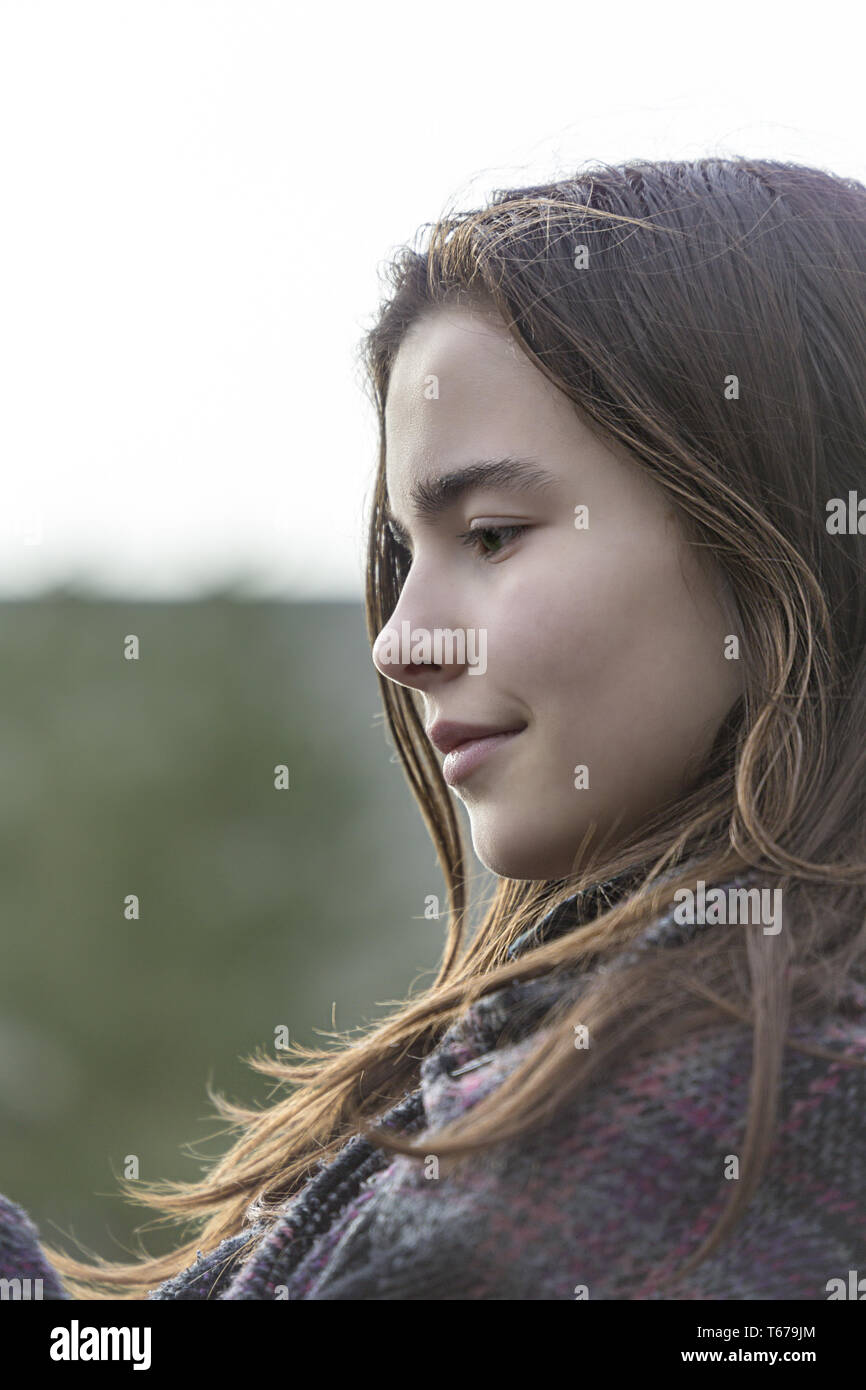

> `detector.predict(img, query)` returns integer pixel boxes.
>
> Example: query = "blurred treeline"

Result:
[0,592,486,1264]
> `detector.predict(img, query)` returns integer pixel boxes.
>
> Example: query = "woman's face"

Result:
[371,303,743,879]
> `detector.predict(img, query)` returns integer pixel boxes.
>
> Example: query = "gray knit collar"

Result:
[506,864,650,961]
[429,860,738,1082]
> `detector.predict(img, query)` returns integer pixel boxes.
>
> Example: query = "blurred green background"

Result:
[0,590,489,1266]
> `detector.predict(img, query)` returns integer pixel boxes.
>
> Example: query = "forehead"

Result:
[384,305,574,495]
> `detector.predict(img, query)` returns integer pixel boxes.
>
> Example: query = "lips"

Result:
[435,725,526,787]
[426,719,527,756]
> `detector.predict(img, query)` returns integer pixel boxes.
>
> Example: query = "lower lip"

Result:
[442,729,524,785]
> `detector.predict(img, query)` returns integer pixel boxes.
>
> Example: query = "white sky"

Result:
[0,0,863,598]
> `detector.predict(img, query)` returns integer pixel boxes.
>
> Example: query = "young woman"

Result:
[3,155,866,1300]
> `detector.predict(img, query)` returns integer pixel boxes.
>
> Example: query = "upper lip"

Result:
[426,719,527,756]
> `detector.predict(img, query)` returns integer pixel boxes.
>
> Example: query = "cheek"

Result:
[489,535,652,694]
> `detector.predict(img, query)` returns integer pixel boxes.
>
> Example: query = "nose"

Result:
[371,584,469,694]
[372,620,460,693]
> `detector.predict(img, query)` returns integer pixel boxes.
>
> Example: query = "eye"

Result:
[457,523,528,561]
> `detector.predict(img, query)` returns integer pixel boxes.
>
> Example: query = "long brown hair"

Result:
[43,156,866,1298]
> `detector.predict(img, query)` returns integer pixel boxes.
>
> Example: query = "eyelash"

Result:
[456,524,528,560]
[386,521,527,565]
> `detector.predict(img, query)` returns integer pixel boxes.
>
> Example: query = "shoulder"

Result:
[284,995,866,1299]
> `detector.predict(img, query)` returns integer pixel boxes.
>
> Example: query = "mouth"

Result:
[426,719,527,787]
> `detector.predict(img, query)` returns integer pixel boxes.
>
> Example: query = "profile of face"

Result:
[371,303,744,880]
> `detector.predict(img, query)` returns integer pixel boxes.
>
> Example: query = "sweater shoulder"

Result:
[272,999,866,1299]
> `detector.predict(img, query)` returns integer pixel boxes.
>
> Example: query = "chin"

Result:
[468,815,578,881]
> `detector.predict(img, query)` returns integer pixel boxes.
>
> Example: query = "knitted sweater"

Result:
[3,874,866,1300]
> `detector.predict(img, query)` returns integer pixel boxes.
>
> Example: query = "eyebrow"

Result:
[384,455,557,542]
